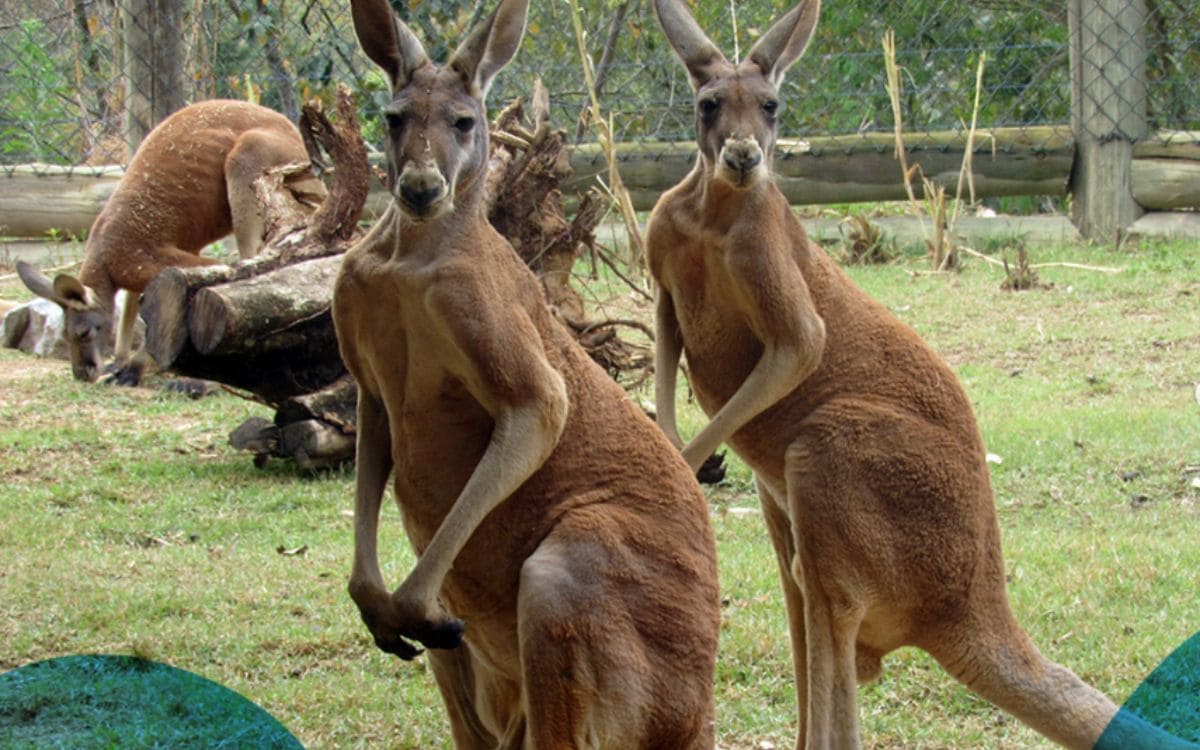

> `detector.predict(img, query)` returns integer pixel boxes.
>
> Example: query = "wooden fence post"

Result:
[122,0,187,157]
[1068,0,1149,243]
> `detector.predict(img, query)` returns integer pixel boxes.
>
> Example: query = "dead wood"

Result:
[487,81,595,324]
[142,84,644,469]
[189,255,343,356]
[141,86,367,389]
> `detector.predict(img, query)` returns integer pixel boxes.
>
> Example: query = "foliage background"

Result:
[1,0,1197,174]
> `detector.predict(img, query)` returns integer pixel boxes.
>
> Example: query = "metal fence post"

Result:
[1068,0,1149,243]
[122,0,187,157]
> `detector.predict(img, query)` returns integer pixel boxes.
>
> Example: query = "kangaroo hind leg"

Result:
[224,128,309,259]
[928,615,1121,750]
[517,522,714,750]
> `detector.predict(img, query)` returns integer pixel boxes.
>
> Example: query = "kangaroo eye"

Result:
[698,98,719,118]
[454,116,475,134]
[763,100,779,117]
[385,113,404,130]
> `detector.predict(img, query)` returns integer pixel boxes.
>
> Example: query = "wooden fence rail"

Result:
[3,127,1197,239]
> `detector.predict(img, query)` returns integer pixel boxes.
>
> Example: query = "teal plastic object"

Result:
[0,654,304,748]
[1095,631,1200,749]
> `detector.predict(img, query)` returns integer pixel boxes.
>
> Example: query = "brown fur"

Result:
[334,2,719,747]
[17,100,323,384]
[648,1,1129,748]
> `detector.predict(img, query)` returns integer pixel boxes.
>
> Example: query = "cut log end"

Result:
[140,267,191,368]
[190,287,230,356]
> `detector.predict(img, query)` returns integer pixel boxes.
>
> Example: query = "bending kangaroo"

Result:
[17,99,324,384]
[648,1,1188,748]
[333,1,720,747]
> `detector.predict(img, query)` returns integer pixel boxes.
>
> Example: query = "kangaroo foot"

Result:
[696,451,727,485]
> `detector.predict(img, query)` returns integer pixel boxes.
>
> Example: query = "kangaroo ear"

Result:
[653,0,729,89]
[16,260,59,304]
[448,0,529,100]
[350,0,429,91]
[52,273,97,311]
[14,261,92,311]
[746,0,821,86]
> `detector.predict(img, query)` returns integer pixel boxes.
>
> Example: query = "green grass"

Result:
[1,236,1198,749]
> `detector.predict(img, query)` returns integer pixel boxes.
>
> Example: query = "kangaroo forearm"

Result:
[350,395,394,596]
[681,344,817,471]
[654,292,685,448]
[395,402,563,606]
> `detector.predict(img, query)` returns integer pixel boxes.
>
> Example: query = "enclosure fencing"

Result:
[1,0,1197,218]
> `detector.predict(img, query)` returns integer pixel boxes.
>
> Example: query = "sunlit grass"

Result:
[1,236,1197,748]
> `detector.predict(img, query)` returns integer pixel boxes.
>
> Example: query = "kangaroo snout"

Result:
[720,137,764,183]
[72,356,102,384]
[396,164,449,217]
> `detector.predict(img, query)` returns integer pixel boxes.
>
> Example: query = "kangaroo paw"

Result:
[413,617,466,651]
[696,450,727,485]
[101,362,143,387]
[373,633,424,661]
[371,618,464,660]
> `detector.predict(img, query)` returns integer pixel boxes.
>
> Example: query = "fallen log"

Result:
[190,255,342,356]
[136,84,615,470]
[274,374,357,431]
[141,87,367,398]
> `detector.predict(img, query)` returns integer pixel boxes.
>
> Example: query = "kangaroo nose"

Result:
[396,165,447,214]
[400,183,443,210]
[723,140,762,174]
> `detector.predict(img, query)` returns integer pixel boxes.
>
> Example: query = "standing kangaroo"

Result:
[647,1,1189,748]
[17,100,324,385]
[333,0,720,746]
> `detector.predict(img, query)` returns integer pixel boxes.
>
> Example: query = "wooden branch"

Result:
[1132,158,1200,210]
[279,419,355,471]
[567,126,1078,210]
[275,374,357,432]
[300,85,370,243]
[0,165,121,237]
[12,127,1200,240]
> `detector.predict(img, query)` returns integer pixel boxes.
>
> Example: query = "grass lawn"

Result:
[1,232,1197,749]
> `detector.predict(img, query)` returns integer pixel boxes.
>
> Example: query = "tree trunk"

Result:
[123,0,187,155]
[190,255,343,356]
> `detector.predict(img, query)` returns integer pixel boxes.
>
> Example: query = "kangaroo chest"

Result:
[350,263,495,539]
[658,234,772,411]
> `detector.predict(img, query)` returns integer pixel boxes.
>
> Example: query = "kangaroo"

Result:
[333,1,720,747]
[17,99,324,385]
[647,1,1190,748]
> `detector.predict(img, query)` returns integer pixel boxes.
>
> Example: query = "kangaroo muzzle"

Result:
[719,136,764,185]
[395,162,450,218]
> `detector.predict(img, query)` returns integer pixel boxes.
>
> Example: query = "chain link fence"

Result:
[1,0,1197,182]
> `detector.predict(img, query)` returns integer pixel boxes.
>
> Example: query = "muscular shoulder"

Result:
[646,196,692,279]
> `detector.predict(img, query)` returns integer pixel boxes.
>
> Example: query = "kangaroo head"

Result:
[654,0,820,190]
[16,260,112,382]
[351,0,529,222]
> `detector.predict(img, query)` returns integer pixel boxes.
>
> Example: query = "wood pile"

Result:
[141,84,636,470]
